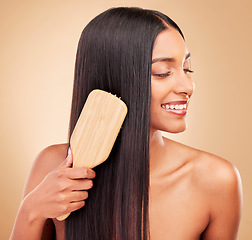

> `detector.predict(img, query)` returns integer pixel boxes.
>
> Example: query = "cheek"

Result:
[150,81,166,119]
[150,81,163,104]
[151,76,174,99]
[150,88,162,117]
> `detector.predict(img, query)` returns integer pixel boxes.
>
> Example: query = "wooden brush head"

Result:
[70,89,128,168]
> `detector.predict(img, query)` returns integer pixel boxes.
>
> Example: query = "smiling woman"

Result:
[151,29,195,134]
[10,7,242,240]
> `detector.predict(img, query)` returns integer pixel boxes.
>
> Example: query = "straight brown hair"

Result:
[65,7,184,240]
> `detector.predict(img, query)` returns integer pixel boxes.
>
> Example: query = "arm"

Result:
[10,145,95,240]
[201,162,243,240]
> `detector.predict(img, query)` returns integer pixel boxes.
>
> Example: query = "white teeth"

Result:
[162,104,187,110]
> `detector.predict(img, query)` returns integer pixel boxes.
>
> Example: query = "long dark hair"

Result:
[65,7,184,240]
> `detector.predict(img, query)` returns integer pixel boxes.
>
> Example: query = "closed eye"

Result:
[152,72,172,78]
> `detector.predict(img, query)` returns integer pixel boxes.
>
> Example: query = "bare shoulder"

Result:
[171,140,242,229]
[191,148,242,196]
[164,138,242,198]
[177,141,242,222]
[183,146,242,238]
[22,143,69,199]
[32,143,69,174]
[165,139,240,188]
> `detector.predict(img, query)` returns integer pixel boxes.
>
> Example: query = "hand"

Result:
[24,148,95,221]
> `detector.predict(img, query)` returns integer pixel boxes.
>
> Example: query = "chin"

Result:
[167,127,186,134]
[151,119,188,134]
[160,122,187,134]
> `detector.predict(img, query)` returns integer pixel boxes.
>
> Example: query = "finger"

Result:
[69,179,93,191]
[70,191,89,202]
[58,201,85,217]
[65,167,96,180]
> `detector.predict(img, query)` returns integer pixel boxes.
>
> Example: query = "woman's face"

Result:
[151,28,195,134]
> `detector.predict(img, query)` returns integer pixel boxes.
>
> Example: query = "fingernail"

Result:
[67,147,71,156]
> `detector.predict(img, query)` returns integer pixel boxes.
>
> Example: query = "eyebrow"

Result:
[152,52,191,64]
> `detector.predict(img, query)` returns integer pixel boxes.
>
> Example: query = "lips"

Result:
[161,100,188,116]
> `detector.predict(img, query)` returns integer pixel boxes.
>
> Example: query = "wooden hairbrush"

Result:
[56,89,127,221]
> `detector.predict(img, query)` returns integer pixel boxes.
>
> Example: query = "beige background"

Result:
[1,0,251,239]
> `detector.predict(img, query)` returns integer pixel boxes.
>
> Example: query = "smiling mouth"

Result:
[161,103,187,110]
[161,101,188,115]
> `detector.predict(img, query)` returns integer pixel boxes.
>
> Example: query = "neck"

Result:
[149,130,165,173]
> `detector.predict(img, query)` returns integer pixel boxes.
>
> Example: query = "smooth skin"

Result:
[149,28,242,239]
[10,28,242,240]
[10,146,95,239]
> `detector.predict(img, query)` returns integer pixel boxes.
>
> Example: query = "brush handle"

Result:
[56,213,70,221]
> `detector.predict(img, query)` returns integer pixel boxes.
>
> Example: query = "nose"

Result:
[173,71,194,97]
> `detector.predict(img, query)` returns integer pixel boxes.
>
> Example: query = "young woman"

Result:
[10,7,242,240]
